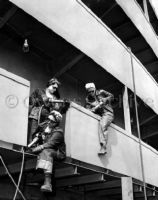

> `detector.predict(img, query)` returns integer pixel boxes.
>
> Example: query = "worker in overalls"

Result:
[30,110,66,192]
[85,83,114,155]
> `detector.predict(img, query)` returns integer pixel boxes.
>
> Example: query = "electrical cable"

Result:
[0,154,27,200]
[13,147,25,200]
[129,47,147,200]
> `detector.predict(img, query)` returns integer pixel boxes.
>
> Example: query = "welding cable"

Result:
[0,153,26,200]
[13,147,25,200]
[129,47,147,200]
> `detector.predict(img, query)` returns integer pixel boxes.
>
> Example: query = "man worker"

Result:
[85,83,114,155]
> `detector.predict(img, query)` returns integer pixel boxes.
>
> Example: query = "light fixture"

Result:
[23,39,29,53]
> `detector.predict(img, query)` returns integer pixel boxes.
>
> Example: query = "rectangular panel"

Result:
[65,103,158,187]
[0,68,30,146]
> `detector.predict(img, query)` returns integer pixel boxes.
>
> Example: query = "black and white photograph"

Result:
[0,0,158,199]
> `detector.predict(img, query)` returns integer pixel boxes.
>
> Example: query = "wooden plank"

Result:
[121,177,134,200]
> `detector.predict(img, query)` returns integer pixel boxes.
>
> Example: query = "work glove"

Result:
[24,146,33,154]
[64,99,70,107]
[32,145,44,153]
[61,99,70,114]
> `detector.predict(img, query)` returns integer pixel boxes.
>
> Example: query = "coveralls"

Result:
[85,89,114,154]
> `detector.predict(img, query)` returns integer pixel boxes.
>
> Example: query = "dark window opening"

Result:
[128,89,158,150]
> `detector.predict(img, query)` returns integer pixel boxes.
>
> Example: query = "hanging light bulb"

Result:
[23,39,29,53]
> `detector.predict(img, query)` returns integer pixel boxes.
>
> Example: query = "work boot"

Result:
[41,173,52,192]
[98,145,107,155]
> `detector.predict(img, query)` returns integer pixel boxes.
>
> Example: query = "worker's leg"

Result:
[37,149,56,192]
[98,113,113,155]
[41,170,53,192]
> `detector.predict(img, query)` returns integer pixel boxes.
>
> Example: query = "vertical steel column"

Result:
[121,177,134,200]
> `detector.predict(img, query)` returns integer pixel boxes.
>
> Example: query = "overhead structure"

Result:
[149,0,158,20]
[10,0,158,115]
[116,0,158,57]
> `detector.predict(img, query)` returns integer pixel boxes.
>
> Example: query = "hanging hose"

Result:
[0,154,27,200]
[13,147,25,200]
[129,47,147,200]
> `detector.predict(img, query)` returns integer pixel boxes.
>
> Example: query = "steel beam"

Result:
[54,53,84,78]
[56,173,105,187]
[0,6,17,29]
[84,180,121,192]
